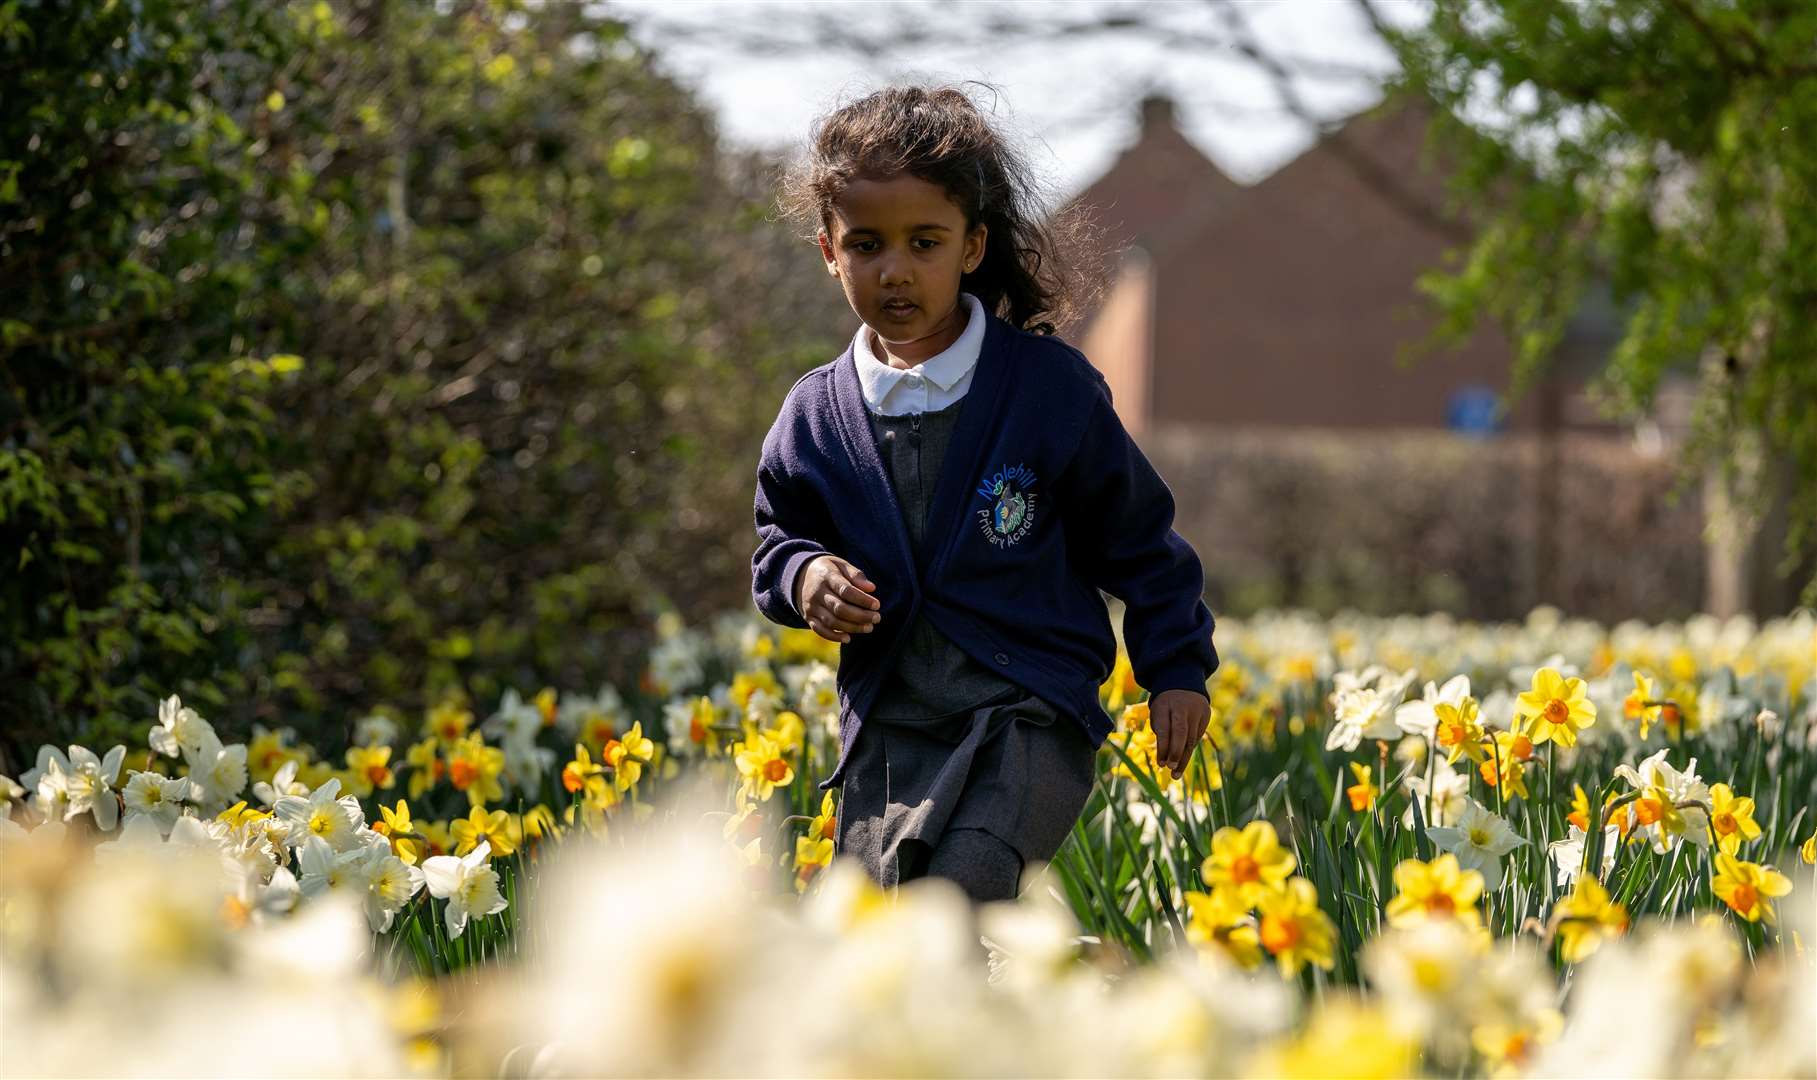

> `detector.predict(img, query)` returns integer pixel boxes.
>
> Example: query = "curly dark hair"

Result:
[777,81,1103,337]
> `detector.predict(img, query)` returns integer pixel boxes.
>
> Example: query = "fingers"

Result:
[816,592,880,633]
[805,560,883,643]
[833,561,881,609]
[1162,708,1188,774]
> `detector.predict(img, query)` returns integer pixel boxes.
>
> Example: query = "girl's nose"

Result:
[878,256,911,287]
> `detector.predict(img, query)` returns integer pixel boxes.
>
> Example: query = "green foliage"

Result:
[1372,0,1817,604]
[0,0,308,754]
[239,1,837,742]
[2,0,845,760]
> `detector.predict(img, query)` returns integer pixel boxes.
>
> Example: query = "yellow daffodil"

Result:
[1478,729,1532,800]
[451,805,517,859]
[604,721,655,792]
[770,711,807,756]
[563,797,611,836]
[521,804,559,842]
[1623,670,1663,739]
[807,790,837,844]
[793,834,835,893]
[404,736,444,800]
[1566,783,1592,832]
[214,800,270,830]
[1660,681,1700,739]
[1183,886,1263,970]
[533,687,558,728]
[1706,783,1761,856]
[418,819,454,858]
[733,732,794,802]
[1256,878,1338,977]
[1245,1000,1416,1080]
[729,669,781,712]
[1515,666,1596,748]
[425,699,472,746]
[1432,697,1488,764]
[1552,875,1628,963]
[578,708,619,753]
[1201,820,1296,908]
[376,799,425,865]
[343,744,395,798]
[561,743,608,804]
[1101,651,1140,712]
[296,758,336,790]
[1118,700,1151,732]
[1802,833,1815,865]
[1712,853,1792,924]
[682,696,722,757]
[1471,1010,1564,1076]
[1346,762,1378,813]
[445,733,505,808]
[1107,720,1180,791]
[1386,853,1484,929]
[246,727,300,785]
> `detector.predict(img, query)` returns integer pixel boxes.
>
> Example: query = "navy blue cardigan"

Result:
[752,310,1218,790]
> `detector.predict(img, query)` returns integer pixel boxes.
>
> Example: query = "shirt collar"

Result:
[851,291,986,400]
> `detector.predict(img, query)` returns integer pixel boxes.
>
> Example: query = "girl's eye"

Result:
[848,238,938,252]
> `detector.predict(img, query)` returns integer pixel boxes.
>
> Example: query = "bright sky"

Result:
[610,0,1426,204]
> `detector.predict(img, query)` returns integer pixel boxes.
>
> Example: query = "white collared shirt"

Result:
[850,291,985,416]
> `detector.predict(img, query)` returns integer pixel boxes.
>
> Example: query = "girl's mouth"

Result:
[881,301,917,319]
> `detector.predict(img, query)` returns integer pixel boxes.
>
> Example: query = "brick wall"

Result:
[1145,426,1709,622]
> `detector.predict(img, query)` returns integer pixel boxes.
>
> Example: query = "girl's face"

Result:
[817,172,987,365]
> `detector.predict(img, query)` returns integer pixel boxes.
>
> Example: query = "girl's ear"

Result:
[817,229,839,276]
[964,221,988,274]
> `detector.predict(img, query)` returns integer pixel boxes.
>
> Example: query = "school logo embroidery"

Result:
[974,463,1039,548]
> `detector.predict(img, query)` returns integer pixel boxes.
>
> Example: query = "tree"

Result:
[0,0,307,759]
[240,0,844,734]
[1,0,847,758]
[1364,0,1817,607]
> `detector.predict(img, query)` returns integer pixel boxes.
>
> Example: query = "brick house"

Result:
[1062,93,1620,440]
[1046,94,1801,621]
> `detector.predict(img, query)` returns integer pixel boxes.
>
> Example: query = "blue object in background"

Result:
[1446,386,1502,437]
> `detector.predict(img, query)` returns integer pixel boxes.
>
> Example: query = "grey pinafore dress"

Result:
[834,395,1100,890]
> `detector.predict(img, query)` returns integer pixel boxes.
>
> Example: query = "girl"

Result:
[754,83,1217,907]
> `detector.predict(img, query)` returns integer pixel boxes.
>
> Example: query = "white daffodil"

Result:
[95,813,217,862]
[797,661,841,736]
[1361,919,1478,1045]
[1394,674,1472,741]
[1402,760,1471,829]
[352,711,400,747]
[503,731,556,795]
[1426,797,1527,890]
[1547,823,1620,887]
[648,630,707,697]
[422,839,507,939]
[251,758,309,809]
[273,777,365,852]
[24,744,127,831]
[149,694,214,759]
[662,697,700,760]
[121,771,195,835]
[297,834,374,900]
[0,773,24,821]
[357,843,425,933]
[226,850,301,925]
[1614,749,1713,853]
[181,729,249,811]
[485,687,544,742]
[1325,667,1417,752]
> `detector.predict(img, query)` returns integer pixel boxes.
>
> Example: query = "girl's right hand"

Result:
[795,555,882,643]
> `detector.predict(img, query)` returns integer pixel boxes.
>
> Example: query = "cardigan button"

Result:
[993,651,1010,666]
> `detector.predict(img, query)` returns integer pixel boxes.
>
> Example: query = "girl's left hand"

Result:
[1150,688,1211,774]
